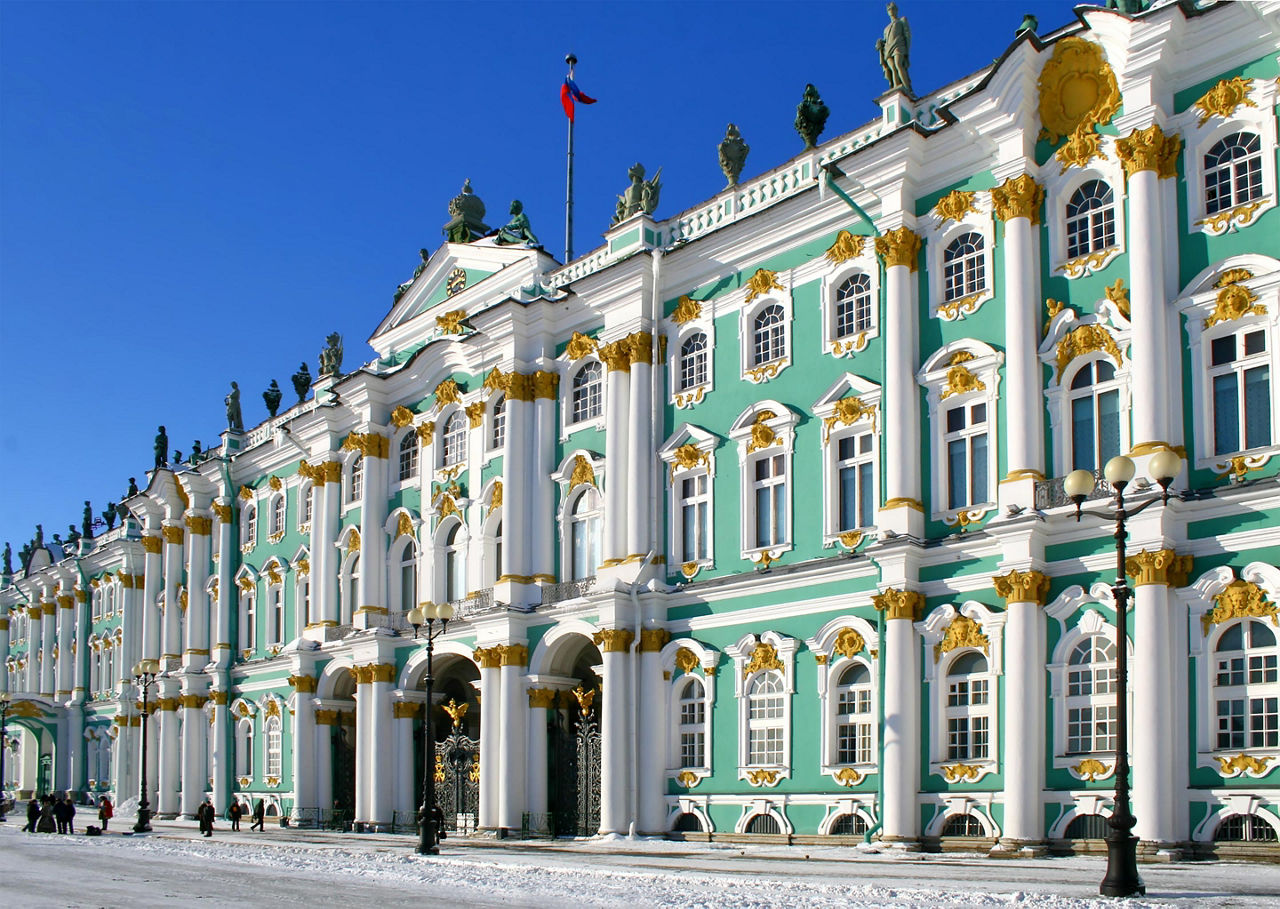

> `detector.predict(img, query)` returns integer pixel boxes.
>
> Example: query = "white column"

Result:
[161,523,184,662]
[25,604,42,694]
[877,590,921,844]
[367,665,395,827]
[184,514,212,671]
[112,719,134,805]
[392,702,416,826]
[497,646,527,832]
[290,678,318,824]
[501,387,533,580]
[40,600,56,696]
[597,629,634,834]
[601,353,631,565]
[353,677,371,825]
[637,629,668,834]
[356,439,390,613]
[156,688,181,817]
[994,570,1048,848]
[179,692,207,818]
[626,335,653,559]
[213,504,235,665]
[119,576,140,687]
[315,707,335,819]
[0,614,10,693]
[55,593,74,699]
[142,532,163,661]
[525,688,553,832]
[875,228,923,536]
[532,379,557,583]
[211,692,230,818]
[477,650,501,829]
[64,706,83,793]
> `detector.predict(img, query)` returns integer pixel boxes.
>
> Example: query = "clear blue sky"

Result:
[1,0,1081,557]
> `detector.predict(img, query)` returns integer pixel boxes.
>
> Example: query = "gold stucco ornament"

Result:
[671,295,703,324]
[1037,38,1120,144]
[1194,77,1257,127]
[1055,323,1124,381]
[743,268,784,303]
[824,230,865,265]
[933,614,990,662]
[1202,579,1277,634]
[934,190,977,224]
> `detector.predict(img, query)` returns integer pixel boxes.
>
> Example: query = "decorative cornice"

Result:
[1125,549,1192,588]
[993,569,1050,606]
[873,226,921,271]
[873,587,924,621]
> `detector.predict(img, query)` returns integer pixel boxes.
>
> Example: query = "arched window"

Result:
[569,487,603,580]
[348,459,363,503]
[270,495,286,537]
[265,716,282,778]
[746,813,781,835]
[941,814,985,837]
[835,662,874,765]
[490,394,506,450]
[571,362,603,423]
[943,232,986,302]
[1066,636,1117,754]
[1210,326,1272,455]
[945,652,991,760]
[830,813,869,836]
[1214,619,1280,750]
[1068,360,1122,471]
[443,523,466,602]
[399,432,420,481]
[1065,180,1116,259]
[398,541,417,614]
[834,274,872,339]
[441,412,467,466]
[1064,813,1109,839]
[752,304,786,367]
[341,555,359,625]
[678,677,707,769]
[1205,131,1263,216]
[1215,813,1279,843]
[242,504,257,547]
[300,483,313,526]
[679,333,708,391]
[747,670,785,766]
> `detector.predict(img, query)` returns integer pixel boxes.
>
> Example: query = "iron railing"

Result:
[1034,470,1113,510]
[540,576,596,606]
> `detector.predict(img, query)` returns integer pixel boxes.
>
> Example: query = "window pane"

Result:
[1244,365,1271,450]
[971,433,989,504]
[858,461,874,529]
[839,464,858,531]
[1214,373,1240,454]
[1098,389,1121,465]
[948,439,967,509]
[1072,395,1096,470]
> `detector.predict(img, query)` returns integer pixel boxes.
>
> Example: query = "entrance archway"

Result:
[406,651,480,834]
[328,671,357,824]
[540,633,603,837]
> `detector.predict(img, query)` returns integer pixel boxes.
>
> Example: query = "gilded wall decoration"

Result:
[669,443,710,477]
[833,627,866,659]
[345,527,361,553]
[940,356,986,400]
[874,226,922,271]
[937,293,985,322]
[830,331,869,357]
[1115,123,1181,179]
[934,190,977,224]
[823,396,876,441]
[1037,37,1120,143]
[488,480,502,516]
[746,411,779,453]
[465,401,486,428]
[674,647,701,674]
[873,587,925,621]
[416,421,435,443]
[837,531,864,551]
[934,614,990,662]
[1202,579,1277,634]
[1193,76,1257,126]
[568,454,597,490]
[342,432,389,458]
[824,230,866,265]
[990,175,1044,224]
[395,512,414,539]
[676,770,701,788]
[940,763,981,782]
[391,405,415,428]
[1055,323,1124,381]
[1071,758,1111,781]
[1059,249,1114,280]
[482,367,509,395]
[743,268,784,303]
[1205,282,1264,328]
[1103,278,1130,319]
[680,561,702,580]
[833,767,863,786]
[745,769,781,787]
[743,360,786,383]
[1217,753,1274,778]
[565,331,599,360]
[436,309,466,334]
[671,295,703,324]
[1055,129,1104,173]
[742,641,783,677]
[433,378,462,408]
[268,475,283,491]
[1212,454,1270,482]
[1198,200,1265,235]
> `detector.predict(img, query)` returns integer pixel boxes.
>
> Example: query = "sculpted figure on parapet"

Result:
[878,2,914,96]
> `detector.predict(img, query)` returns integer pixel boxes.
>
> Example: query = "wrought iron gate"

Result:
[550,688,601,837]
[438,730,479,832]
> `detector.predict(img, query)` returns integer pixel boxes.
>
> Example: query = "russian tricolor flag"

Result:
[561,77,597,121]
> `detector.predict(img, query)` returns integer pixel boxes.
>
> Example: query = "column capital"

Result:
[592,628,636,653]
[392,701,421,719]
[872,587,925,621]
[528,687,557,709]
[178,694,208,709]
[185,513,213,535]
[1125,549,1192,587]
[991,174,1045,224]
[342,432,389,459]
[498,643,529,667]
[287,674,317,693]
[599,338,632,372]
[474,646,503,669]
[209,690,229,705]
[873,226,922,272]
[638,628,670,652]
[141,535,163,554]
[992,569,1051,606]
[1116,123,1181,179]
[161,524,184,546]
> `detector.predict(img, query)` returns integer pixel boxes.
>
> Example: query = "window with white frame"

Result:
[490,394,506,450]
[103,645,115,692]
[1210,326,1272,455]
[340,554,359,625]
[296,574,311,628]
[1067,359,1123,471]
[242,504,257,547]
[239,589,256,652]
[747,671,786,766]
[570,361,603,423]
[945,651,992,760]
[397,540,417,614]
[569,486,603,580]
[944,400,990,509]
[486,519,503,586]
[348,459,363,503]
[1066,636,1117,755]
[752,304,787,367]
[752,452,788,549]
[443,522,466,602]
[677,472,710,564]
[1065,180,1116,259]
[679,333,708,391]
[1214,619,1280,751]
[399,432,419,481]
[678,676,707,769]
[299,483,313,526]
[834,431,875,533]
[1205,132,1264,216]
[834,274,873,340]
[835,662,874,765]
[268,585,284,645]
[441,412,467,467]
[943,232,986,302]
[270,495,286,537]
[236,720,254,778]
[265,715,282,777]
[92,589,103,622]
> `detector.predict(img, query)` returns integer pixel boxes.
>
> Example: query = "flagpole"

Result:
[565,52,576,263]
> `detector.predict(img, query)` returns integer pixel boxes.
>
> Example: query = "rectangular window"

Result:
[1211,330,1272,454]
[753,454,787,548]
[944,403,988,510]
[679,474,709,563]
[836,433,875,532]
[680,698,705,768]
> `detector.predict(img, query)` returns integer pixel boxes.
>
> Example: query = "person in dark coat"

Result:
[64,797,76,835]
[250,799,265,831]
[431,803,447,841]
[37,797,57,833]
[24,798,39,832]
[197,797,215,837]
[53,797,69,834]
[228,799,241,831]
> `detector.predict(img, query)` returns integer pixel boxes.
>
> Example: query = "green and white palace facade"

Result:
[3,0,1280,858]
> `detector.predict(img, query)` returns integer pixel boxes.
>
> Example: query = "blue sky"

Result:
[0,0,1082,557]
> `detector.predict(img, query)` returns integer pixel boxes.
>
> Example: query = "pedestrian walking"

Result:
[53,797,69,834]
[198,797,215,837]
[98,795,113,831]
[65,797,76,835]
[24,797,39,832]
[228,799,241,831]
[250,798,266,832]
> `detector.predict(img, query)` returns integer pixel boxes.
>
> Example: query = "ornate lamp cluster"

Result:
[406,601,454,856]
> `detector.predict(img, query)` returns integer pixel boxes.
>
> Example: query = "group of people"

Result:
[22,794,112,834]
[201,797,266,836]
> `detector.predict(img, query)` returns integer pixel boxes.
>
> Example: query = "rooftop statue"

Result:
[292,362,312,403]
[877,3,914,96]
[19,542,31,572]
[226,381,244,433]
[718,123,750,187]
[319,333,344,377]
[494,200,540,247]
[443,179,490,243]
[414,247,430,279]
[191,439,202,462]
[173,450,183,464]
[35,524,44,548]
[154,426,168,470]
[67,524,80,545]
[83,501,94,540]
[3,542,11,575]
[263,380,283,417]
[127,477,139,497]
[612,163,662,226]
[794,84,830,149]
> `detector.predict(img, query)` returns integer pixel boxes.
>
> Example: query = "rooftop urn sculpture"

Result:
[877,3,914,96]
[102,503,117,531]
[225,382,244,433]
[612,163,662,226]
[318,333,344,378]
[443,179,490,243]
[718,123,750,187]
[494,200,540,247]
[153,427,168,469]
[292,362,312,403]
[263,380,283,418]
[191,440,202,462]
[82,501,94,540]
[1016,13,1038,35]
[794,84,830,149]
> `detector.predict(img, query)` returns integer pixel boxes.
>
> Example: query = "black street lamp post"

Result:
[0,692,10,822]
[1064,450,1182,899]
[407,600,454,856]
[132,659,160,834]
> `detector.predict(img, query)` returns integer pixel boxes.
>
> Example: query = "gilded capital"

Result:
[212,502,234,522]
[392,701,422,719]
[156,697,179,712]
[873,226,922,272]
[474,646,503,669]
[178,694,208,710]
[592,628,636,653]
[315,709,339,726]
[161,525,185,545]
[57,595,74,610]
[532,370,559,400]
[287,674,317,693]
[1115,124,1182,179]
[528,687,558,709]
[991,175,1044,224]
[872,587,925,621]
[993,569,1051,606]
[369,662,396,683]
[185,514,213,535]
[506,372,536,401]
[497,643,529,667]
[141,535,163,555]
[1125,549,1192,588]
[209,691,229,705]
[628,331,654,366]
[323,461,344,483]
[639,628,670,652]
[599,338,632,372]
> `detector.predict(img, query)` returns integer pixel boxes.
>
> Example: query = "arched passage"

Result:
[538,631,603,837]
[405,651,480,832]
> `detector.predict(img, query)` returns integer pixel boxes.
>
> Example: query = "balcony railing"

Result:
[539,576,596,606]
[1034,470,1113,511]
[445,586,496,621]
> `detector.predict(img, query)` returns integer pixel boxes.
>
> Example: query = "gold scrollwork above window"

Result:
[940,353,986,400]
[565,331,599,361]
[1054,323,1124,382]
[822,396,876,442]
[745,411,779,453]
[743,268,784,303]
[433,378,462,409]
[833,627,865,659]
[742,641,783,677]
[391,405,415,428]
[669,443,710,478]
[1193,77,1258,127]
[933,614,990,662]
[1201,579,1277,635]
[568,454,597,490]
[824,230,865,265]
[1206,281,1264,329]
[671,295,703,324]
[934,190,977,224]
[1055,129,1105,174]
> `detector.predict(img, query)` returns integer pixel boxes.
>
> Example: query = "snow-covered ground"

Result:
[2,815,1276,908]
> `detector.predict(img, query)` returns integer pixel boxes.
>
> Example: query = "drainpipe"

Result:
[822,163,881,238]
